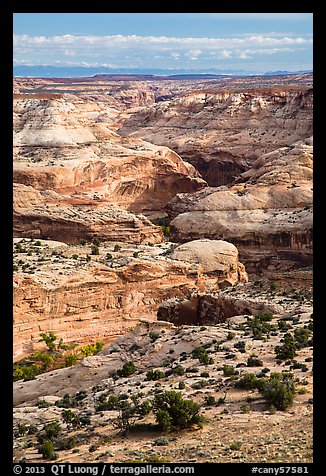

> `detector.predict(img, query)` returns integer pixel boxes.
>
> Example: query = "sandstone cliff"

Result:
[167,138,313,272]
[13,238,246,360]
[119,88,313,186]
[13,97,206,242]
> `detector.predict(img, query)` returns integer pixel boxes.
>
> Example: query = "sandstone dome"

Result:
[170,239,247,283]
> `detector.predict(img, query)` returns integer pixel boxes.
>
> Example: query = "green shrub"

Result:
[204,396,216,406]
[117,361,136,378]
[149,331,160,342]
[234,373,260,390]
[64,353,78,367]
[192,347,214,365]
[91,245,99,255]
[258,372,295,410]
[294,327,312,348]
[38,331,57,351]
[275,334,297,360]
[38,440,56,459]
[55,436,76,451]
[247,355,264,367]
[153,390,203,431]
[91,238,101,247]
[223,365,238,377]
[172,365,185,376]
[113,244,121,252]
[234,341,246,353]
[146,369,166,380]
[178,381,186,390]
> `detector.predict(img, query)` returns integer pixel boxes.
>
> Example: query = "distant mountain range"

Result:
[13,65,313,79]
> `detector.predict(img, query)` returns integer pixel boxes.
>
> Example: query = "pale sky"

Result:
[13,13,313,73]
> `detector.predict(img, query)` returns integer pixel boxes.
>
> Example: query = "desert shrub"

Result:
[55,394,80,409]
[146,369,165,381]
[278,320,292,331]
[153,390,203,431]
[61,409,81,427]
[248,313,276,339]
[247,355,264,367]
[39,331,57,351]
[234,340,246,353]
[72,254,79,260]
[133,251,139,258]
[149,331,160,342]
[204,396,216,406]
[223,365,238,377]
[91,237,101,247]
[106,253,113,260]
[234,373,260,390]
[200,371,209,377]
[178,381,186,390]
[37,399,51,409]
[38,440,56,459]
[117,361,136,378]
[153,437,169,446]
[172,364,185,376]
[89,444,98,453]
[275,334,297,360]
[55,436,76,451]
[113,244,121,252]
[64,353,78,367]
[91,245,99,255]
[229,441,243,450]
[294,327,313,348]
[240,404,251,413]
[227,332,235,340]
[112,394,152,435]
[258,372,295,410]
[79,239,87,246]
[192,347,214,365]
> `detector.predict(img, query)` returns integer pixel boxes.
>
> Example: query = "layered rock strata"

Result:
[167,139,312,272]
[13,97,206,242]
[119,88,313,186]
[13,239,247,360]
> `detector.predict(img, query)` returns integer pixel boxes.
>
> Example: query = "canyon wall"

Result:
[119,88,313,186]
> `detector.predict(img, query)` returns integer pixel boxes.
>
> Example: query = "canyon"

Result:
[13,72,313,464]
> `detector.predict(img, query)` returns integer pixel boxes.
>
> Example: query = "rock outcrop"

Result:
[13,238,247,359]
[170,239,248,285]
[13,96,206,242]
[119,88,313,186]
[167,138,313,272]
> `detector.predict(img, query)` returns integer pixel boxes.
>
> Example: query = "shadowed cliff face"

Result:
[119,88,313,186]
[166,137,313,272]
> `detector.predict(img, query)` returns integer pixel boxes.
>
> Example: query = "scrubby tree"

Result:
[153,390,203,431]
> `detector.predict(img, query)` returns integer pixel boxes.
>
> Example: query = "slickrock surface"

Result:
[13,238,246,360]
[119,88,313,186]
[13,289,313,463]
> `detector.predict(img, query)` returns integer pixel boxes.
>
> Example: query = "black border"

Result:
[3,3,321,474]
